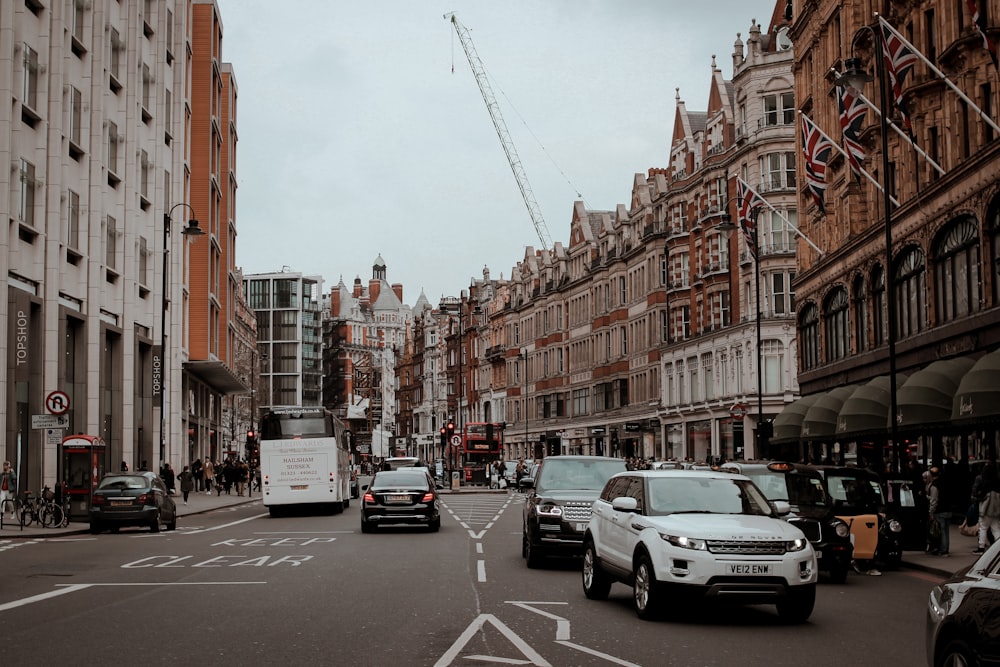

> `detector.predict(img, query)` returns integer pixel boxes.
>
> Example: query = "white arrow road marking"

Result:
[508,601,641,667]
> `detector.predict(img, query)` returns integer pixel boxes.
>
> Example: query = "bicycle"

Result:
[19,488,63,528]
[0,495,22,530]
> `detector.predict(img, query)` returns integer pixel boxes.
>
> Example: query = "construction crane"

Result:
[445,12,553,250]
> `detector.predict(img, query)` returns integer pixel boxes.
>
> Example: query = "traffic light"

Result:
[485,423,494,444]
[246,430,256,447]
[440,427,447,448]
[446,421,455,441]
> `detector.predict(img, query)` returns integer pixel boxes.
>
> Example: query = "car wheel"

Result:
[525,534,546,569]
[110,526,120,534]
[633,553,661,620]
[776,584,816,624]
[343,498,350,510]
[828,562,849,584]
[150,512,161,533]
[521,531,528,558]
[582,540,612,600]
[166,511,177,531]
[938,639,976,667]
[429,516,441,532]
[89,523,102,535]
[361,519,374,533]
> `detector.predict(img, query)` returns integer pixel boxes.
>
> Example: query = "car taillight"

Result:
[91,495,106,506]
[137,493,152,505]
[421,492,435,502]
[363,492,375,503]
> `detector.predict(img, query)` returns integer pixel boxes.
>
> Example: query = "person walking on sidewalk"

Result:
[1,461,16,518]
[929,466,952,556]
[977,462,1000,554]
[203,459,215,495]
[178,465,195,505]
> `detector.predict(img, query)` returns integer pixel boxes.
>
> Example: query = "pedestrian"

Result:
[1,461,17,518]
[178,465,195,505]
[928,466,951,556]
[192,458,203,492]
[162,463,176,495]
[977,462,1000,554]
[120,460,129,472]
[236,459,248,496]
[203,459,215,495]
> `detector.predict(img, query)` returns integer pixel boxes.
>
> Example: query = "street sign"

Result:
[32,414,69,429]
[45,390,70,415]
[45,428,63,448]
[730,403,748,421]
[450,435,462,447]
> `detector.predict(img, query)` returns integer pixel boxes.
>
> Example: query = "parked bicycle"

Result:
[19,487,64,528]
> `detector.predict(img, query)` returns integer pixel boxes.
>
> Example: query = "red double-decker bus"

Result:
[461,422,503,485]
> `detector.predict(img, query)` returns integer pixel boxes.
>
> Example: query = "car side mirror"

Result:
[611,496,639,513]
[771,500,792,516]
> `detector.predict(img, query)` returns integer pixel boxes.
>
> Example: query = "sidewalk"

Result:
[0,487,258,539]
[899,523,983,578]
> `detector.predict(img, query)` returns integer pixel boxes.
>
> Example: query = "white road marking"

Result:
[0,581,264,612]
[476,543,483,554]
[183,513,269,534]
[507,601,640,666]
[477,559,486,582]
[434,613,551,667]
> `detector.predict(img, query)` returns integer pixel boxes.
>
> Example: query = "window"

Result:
[70,0,87,54]
[934,217,981,321]
[824,287,850,362]
[109,28,123,90]
[274,279,299,308]
[141,63,153,122]
[107,121,120,180]
[761,340,784,394]
[272,310,299,341]
[710,291,730,329]
[872,265,886,346]
[165,8,174,64]
[67,189,81,250]
[702,354,714,400]
[22,43,39,112]
[852,275,869,352]
[895,247,927,338]
[140,149,150,203]
[18,159,36,226]
[138,236,150,286]
[800,304,820,370]
[620,327,628,356]
[763,92,795,127]
[573,388,589,417]
[106,215,118,270]
[760,152,796,191]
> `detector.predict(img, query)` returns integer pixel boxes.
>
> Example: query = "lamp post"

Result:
[160,203,204,470]
[718,199,766,460]
[843,30,900,473]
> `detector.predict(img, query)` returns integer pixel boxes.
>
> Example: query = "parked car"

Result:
[811,465,903,569]
[89,471,177,534]
[720,461,854,582]
[927,538,1000,666]
[360,469,441,532]
[582,469,817,622]
[521,456,627,567]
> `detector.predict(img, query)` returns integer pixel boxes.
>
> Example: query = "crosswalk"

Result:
[440,494,522,536]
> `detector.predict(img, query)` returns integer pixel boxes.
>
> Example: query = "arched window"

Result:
[934,216,981,320]
[823,287,850,362]
[852,274,868,352]
[987,195,1000,305]
[799,303,820,370]
[895,246,927,338]
[871,265,886,346]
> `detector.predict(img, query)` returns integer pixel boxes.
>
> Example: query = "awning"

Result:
[897,357,975,429]
[801,385,855,441]
[953,349,1000,422]
[771,394,823,445]
[835,374,908,439]
[183,360,250,395]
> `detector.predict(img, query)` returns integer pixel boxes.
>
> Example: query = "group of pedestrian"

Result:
[157,456,257,504]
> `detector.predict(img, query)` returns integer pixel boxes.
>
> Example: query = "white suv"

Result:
[582,469,818,622]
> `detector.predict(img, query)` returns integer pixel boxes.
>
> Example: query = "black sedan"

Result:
[360,470,441,532]
[90,471,177,533]
[927,539,1000,666]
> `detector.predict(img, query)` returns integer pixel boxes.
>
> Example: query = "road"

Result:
[0,490,938,666]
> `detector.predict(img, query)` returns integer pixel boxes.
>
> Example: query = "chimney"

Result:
[369,279,381,304]
[392,283,403,302]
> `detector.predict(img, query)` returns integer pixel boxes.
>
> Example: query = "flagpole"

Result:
[734,176,824,256]
[831,69,946,176]
[878,15,1000,136]
[799,111,901,207]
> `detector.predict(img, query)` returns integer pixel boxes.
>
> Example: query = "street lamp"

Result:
[160,203,204,469]
[718,200,767,460]
[842,30,900,473]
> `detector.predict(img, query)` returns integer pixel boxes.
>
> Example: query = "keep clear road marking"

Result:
[0,581,265,613]
[434,603,641,667]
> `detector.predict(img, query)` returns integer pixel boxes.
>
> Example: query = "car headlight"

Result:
[928,585,950,621]
[535,502,563,518]
[662,534,707,550]
[832,520,850,538]
[785,538,808,552]
[888,519,903,533]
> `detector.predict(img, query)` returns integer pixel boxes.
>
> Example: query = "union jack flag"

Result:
[800,114,836,214]
[736,177,766,260]
[966,0,999,70]
[837,84,866,184]
[880,22,919,134]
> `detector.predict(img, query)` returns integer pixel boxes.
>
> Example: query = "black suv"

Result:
[720,461,854,583]
[521,456,627,568]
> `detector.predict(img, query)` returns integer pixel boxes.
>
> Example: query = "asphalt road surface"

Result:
[0,492,938,666]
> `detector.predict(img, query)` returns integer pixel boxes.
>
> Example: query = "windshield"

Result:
[826,473,884,509]
[647,477,774,516]
[372,471,430,490]
[740,470,827,506]
[537,459,626,492]
[98,475,148,490]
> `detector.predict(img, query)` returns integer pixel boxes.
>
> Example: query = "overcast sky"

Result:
[217,0,778,306]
